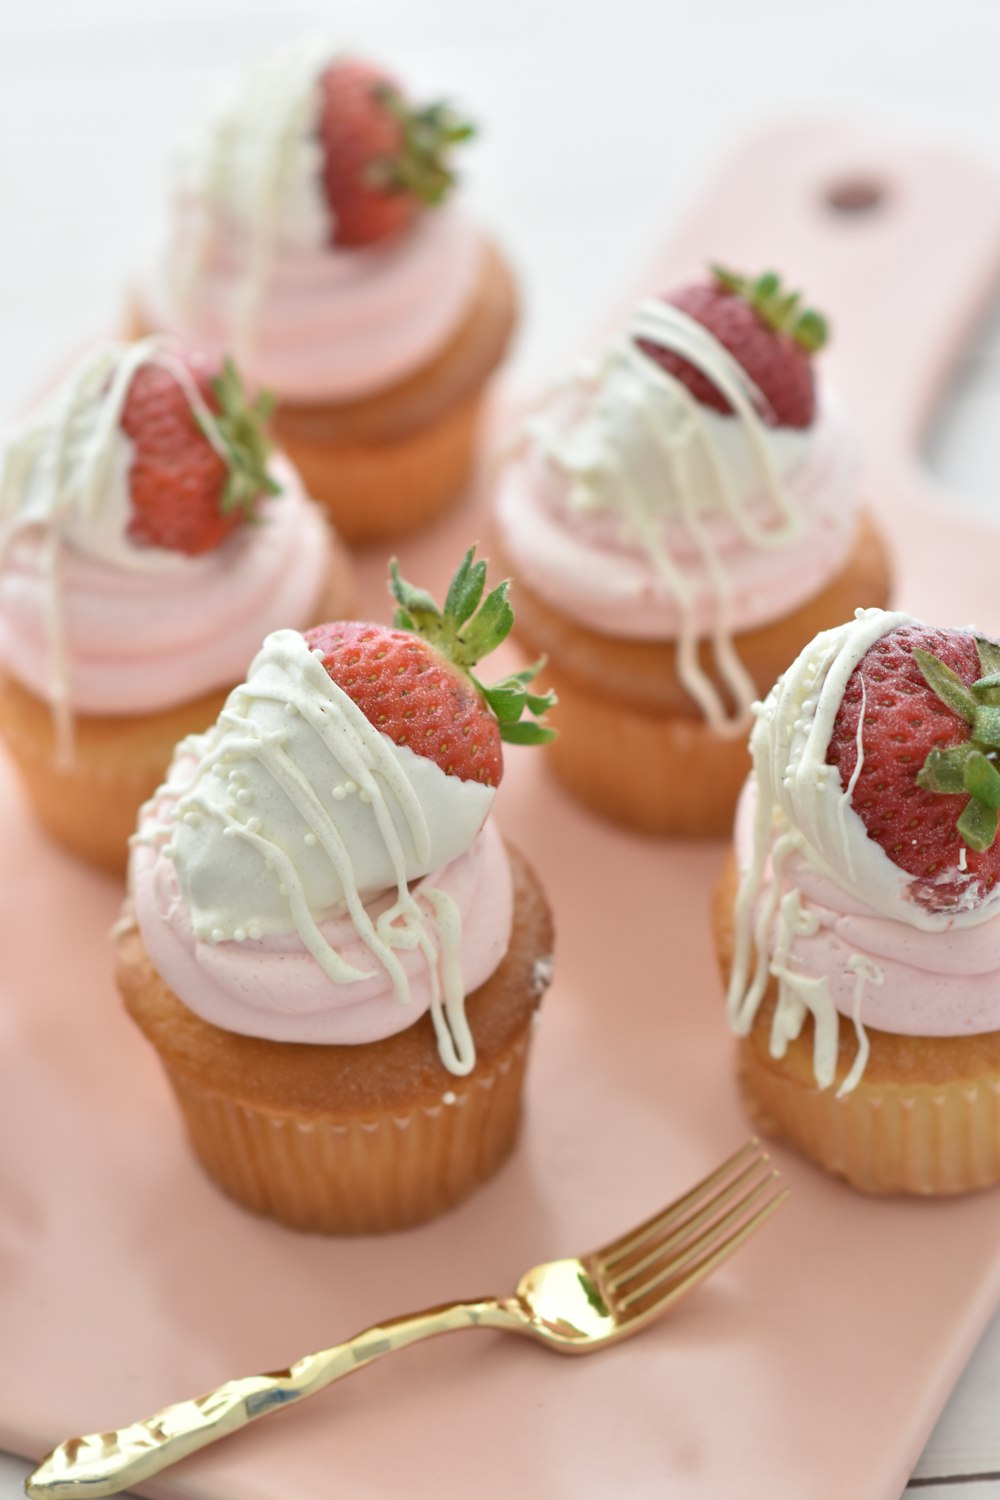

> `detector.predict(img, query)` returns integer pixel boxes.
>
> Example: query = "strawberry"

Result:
[826,623,1000,911]
[318,58,474,249]
[640,266,829,429]
[123,354,279,556]
[305,548,555,786]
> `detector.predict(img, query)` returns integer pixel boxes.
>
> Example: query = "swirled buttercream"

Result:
[0,341,331,741]
[131,629,512,1074]
[145,37,481,399]
[495,300,860,733]
[726,610,1000,1095]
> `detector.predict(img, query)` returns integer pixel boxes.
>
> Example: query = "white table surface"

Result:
[2,0,1000,1495]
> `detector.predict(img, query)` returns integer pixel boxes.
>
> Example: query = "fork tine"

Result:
[599,1140,766,1268]
[615,1188,789,1325]
[603,1155,776,1293]
[616,1178,786,1310]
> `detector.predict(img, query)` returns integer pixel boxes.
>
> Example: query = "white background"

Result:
[2,0,1000,1495]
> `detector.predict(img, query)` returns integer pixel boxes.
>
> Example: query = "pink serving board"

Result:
[5,120,1000,1500]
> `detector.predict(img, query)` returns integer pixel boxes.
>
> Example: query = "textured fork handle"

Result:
[25,1297,522,1499]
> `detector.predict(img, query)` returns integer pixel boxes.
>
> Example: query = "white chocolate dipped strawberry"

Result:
[144,39,480,401]
[496,265,861,735]
[131,550,554,1074]
[0,338,332,753]
[727,609,1000,1099]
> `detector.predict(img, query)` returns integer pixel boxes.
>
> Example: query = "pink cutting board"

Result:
[5,119,1000,1500]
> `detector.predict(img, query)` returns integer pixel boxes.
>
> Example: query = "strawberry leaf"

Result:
[205,358,280,521]
[499,720,558,746]
[481,680,529,724]
[976,638,1000,680]
[964,750,1000,809]
[974,706,1000,749]
[912,648,977,724]
[369,84,475,208]
[958,797,999,853]
[388,560,447,645]
[709,264,829,353]
[793,309,829,353]
[443,546,487,627]
[454,581,514,667]
[917,744,976,795]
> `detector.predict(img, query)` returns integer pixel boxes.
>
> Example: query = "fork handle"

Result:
[25,1297,523,1499]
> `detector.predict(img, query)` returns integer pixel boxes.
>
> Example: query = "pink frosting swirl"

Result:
[144,204,482,402]
[131,816,513,1046]
[735,780,1000,1038]
[495,395,860,642]
[0,456,334,715]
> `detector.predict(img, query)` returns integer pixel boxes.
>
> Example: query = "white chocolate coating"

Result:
[132,630,506,1075]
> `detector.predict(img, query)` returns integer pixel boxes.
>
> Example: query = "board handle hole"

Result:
[824,178,887,214]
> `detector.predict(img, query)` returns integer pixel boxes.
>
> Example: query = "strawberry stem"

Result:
[366,84,475,207]
[195,358,281,520]
[710,264,830,353]
[389,548,556,745]
[914,639,1000,852]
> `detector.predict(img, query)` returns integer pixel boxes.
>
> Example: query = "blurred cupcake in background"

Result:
[0,337,354,874]
[492,266,892,837]
[128,38,518,544]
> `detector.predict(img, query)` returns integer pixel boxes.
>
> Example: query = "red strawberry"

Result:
[318,58,474,249]
[640,267,829,429]
[826,623,1000,911]
[123,353,279,556]
[304,548,556,786]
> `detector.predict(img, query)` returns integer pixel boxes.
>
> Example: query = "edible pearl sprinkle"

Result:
[304,832,317,847]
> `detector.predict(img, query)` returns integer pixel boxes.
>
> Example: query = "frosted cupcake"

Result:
[129,39,517,544]
[117,552,555,1233]
[493,267,891,837]
[716,608,1000,1194]
[0,337,354,874]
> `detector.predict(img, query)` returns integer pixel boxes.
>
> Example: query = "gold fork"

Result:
[26,1140,785,1499]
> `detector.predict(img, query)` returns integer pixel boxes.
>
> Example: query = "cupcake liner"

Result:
[738,1039,1000,1196]
[273,390,485,545]
[0,675,225,876]
[543,659,749,838]
[162,1028,533,1233]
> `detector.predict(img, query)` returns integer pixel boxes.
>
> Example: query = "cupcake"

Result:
[716,607,1000,1195]
[0,337,355,875]
[493,266,892,838]
[128,39,518,545]
[117,551,555,1233]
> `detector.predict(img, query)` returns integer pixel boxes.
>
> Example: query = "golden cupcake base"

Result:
[714,850,1000,1195]
[117,846,554,1233]
[498,511,891,838]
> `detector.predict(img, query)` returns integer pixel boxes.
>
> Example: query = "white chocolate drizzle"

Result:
[170,37,334,363]
[726,607,1000,1094]
[524,300,812,735]
[0,338,232,764]
[138,630,495,1076]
